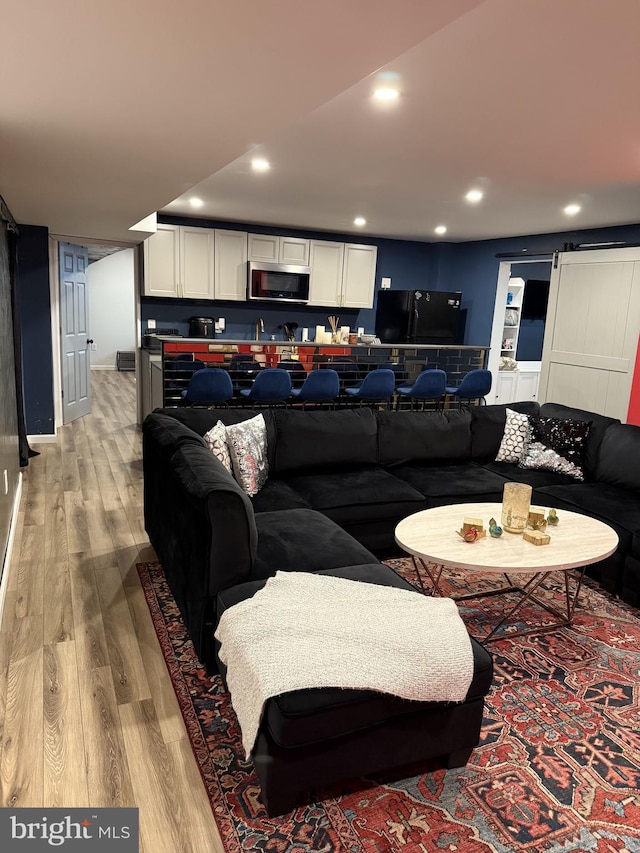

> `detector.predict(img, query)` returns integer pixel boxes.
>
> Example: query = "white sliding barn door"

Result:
[539,247,640,420]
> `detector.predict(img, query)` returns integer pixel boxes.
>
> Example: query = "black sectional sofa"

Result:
[142,400,640,813]
[144,400,640,647]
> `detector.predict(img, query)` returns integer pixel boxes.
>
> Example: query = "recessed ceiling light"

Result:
[251,157,270,172]
[465,189,483,203]
[189,197,204,208]
[372,87,400,102]
[354,217,366,227]
[434,225,447,236]
[563,203,581,216]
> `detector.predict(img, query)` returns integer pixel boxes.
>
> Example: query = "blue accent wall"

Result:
[141,296,363,342]
[17,225,54,434]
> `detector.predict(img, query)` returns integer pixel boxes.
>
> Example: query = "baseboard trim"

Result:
[91,365,117,371]
[28,433,58,444]
[0,473,23,632]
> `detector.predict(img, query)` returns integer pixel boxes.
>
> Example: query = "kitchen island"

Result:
[139,338,489,419]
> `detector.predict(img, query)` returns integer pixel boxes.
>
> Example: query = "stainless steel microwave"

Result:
[248,262,310,303]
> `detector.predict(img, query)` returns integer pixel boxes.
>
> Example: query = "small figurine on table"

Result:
[547,508,559,526]
[528,509,548,531]
[488,517,503,537]
[457,517,486,542]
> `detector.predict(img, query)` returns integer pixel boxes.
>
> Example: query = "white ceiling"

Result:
[3,0,640,245]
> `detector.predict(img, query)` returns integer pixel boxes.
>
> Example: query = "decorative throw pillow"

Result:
[519,416,591,481]
[203,420,232,473]
[225,414,269,496]
[495,408,530,463]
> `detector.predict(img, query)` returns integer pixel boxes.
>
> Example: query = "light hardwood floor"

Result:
[0,370,225,853]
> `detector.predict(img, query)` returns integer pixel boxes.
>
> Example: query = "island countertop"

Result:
[150,337,488,351]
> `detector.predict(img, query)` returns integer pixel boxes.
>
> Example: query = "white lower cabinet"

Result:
[494,370,540,404]
[494,372,518,404]
[515,370,540,402]
[139,350,164,420]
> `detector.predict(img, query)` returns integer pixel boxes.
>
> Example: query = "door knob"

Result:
[87,339,94,345]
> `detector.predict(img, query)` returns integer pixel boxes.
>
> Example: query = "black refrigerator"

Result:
[375,290,463,344]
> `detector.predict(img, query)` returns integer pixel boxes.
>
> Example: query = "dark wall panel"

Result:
[18,225,54,434]
[0,220,20,568]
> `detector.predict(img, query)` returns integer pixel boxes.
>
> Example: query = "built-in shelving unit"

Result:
[501,278,524,356]
[488,266,550,406]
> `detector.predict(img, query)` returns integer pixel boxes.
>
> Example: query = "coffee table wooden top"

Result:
[395,502,618,574]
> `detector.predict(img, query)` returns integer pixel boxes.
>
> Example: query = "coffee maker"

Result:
[189,317,215,338]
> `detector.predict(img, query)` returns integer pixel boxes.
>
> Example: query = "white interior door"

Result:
[539,247,640,420]
[60,242,91,424]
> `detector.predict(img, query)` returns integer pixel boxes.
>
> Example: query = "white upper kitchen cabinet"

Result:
[214,230,248,301]
[143,224,180,297]
[308,240,345,306]
[180,226,215,299]
[248,234,310,266]
[308,240,377,308]
[341,244,377,308]
[143,224,214,299]
[280,236,310,265]
[248,234,279,263]
[144,225,376,309]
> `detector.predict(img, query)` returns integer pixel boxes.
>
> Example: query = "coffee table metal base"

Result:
[412,556,587,642]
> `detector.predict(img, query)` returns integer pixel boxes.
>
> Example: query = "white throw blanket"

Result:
[215,571,474,756]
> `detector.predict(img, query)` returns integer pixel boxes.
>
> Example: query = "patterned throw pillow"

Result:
[495,408,530,463]
[519,416,591,481]
[225,414,269,496]
[203,421,232,473]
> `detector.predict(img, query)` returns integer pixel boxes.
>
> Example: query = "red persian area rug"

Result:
[137,559,640,853]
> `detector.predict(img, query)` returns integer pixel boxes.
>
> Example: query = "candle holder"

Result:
[501,482,532,534]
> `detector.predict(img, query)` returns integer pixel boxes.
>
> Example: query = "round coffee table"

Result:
[395,502,618,642]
